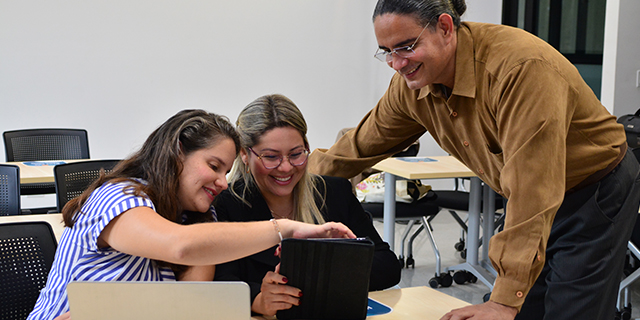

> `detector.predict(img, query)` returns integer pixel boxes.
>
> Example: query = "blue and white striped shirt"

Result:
[28,181,176,320]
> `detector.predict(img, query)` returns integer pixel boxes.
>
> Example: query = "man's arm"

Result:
[309,75,427,177]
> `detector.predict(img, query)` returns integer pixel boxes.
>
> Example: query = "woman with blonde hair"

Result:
[214,94,400,316]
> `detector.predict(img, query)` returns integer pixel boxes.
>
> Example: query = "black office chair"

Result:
[3,129,90,213]
[54,159,120,213]
[0,164,21,216]
[0,221,58,320]
[337,129,449,287]
[616,147,640,320]
[362,196,445,287]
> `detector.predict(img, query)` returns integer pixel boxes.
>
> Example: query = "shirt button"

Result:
[479,169,484,174]
[516,291,524,298]
[537,255,542,261]
[452,111,458,117]
[463,141,469,147]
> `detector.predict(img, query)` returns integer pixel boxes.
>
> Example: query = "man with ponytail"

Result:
[309,0,640,319]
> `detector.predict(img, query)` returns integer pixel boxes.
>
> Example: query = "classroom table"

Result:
[4,160,85,184]
[251,286,470,320]
[372,156,497,289]
[0,215,472,320]
[3,159,90,184]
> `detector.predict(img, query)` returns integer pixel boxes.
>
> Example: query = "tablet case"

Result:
[276,237,375,320]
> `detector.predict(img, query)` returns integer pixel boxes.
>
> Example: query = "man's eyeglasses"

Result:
[248,147,310,170]
[373,18,434,63]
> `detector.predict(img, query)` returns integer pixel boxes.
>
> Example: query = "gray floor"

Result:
[373,211,640,319]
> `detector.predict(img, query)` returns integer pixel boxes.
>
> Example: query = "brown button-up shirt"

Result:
[309,21,626,310]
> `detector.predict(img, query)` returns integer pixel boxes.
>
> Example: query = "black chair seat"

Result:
[433,190,505,212]
[362,200,440,219]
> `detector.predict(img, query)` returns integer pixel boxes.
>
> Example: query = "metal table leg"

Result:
[382,172,397,252]
[445,177,496,289]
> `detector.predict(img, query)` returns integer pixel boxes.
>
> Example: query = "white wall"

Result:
[601,0,640,117]
[0,1,386,161]
[0,0,502,164]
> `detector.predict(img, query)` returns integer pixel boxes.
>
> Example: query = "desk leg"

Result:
[445,177,496,289]
[383,172,397,252]
[481,184,498,276]
[467,177,481,265]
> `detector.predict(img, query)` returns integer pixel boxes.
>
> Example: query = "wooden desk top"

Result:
[4,160,85,184]
[0,213,65,241]
[367,286,469,319]
[372,156,475,180]
[252,286,469,320]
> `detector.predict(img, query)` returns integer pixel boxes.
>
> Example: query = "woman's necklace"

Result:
[270,208,293,219]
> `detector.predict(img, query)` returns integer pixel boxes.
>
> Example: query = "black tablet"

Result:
[276,237,375,320]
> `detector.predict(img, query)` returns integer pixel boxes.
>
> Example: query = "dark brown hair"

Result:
[62,109,240,227]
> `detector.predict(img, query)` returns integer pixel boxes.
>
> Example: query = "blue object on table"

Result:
[395,157,437,162]
[23,161,66,166]
[367,298,392,316]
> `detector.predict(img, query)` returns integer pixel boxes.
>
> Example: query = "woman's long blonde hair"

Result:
[228,94,326,224]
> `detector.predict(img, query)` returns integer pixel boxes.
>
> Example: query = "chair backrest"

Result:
[54,160,120,212]
[0,164,21,216]
[3,129,90,162]
[0,221,58,320]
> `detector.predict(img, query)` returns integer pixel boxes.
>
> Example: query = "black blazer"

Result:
[213,175,401,303]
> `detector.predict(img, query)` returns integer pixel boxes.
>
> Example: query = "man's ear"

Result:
[437,13,455,38]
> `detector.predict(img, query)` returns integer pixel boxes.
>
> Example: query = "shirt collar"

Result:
[418,22,476,100]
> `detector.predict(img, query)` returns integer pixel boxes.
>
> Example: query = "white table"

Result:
[372,156,497,289]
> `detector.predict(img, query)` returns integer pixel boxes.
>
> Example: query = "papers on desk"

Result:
[23,161,67,166]
[367,298,392,316]
[395,157,437,162]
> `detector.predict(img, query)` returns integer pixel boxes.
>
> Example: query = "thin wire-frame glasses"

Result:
[373,18,434,63]
[248,147,310,169]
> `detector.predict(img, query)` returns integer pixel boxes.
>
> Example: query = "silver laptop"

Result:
[67,281,251,320]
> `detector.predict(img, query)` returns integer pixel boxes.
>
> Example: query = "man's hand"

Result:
[440,301,518,320]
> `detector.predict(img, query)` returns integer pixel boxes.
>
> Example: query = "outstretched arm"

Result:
[99,207,355,266]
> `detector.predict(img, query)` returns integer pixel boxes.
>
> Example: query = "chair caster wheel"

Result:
[429,272,453,288]
[618,305,632,320]
[453,270,476,285]
[440,272,453,287]
[454,240,465,252]
[406,255,415,269]
[460,249,467,260]
[429,277,440,288]
[398,256,405,269]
